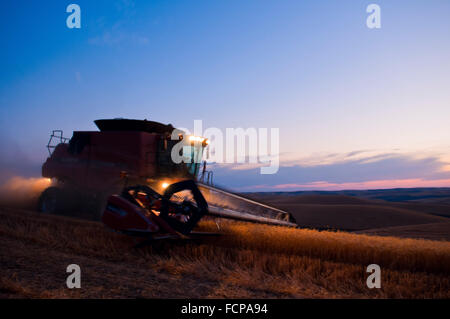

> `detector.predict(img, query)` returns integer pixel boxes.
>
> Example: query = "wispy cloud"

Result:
[88,31,149,46]
[279,149,401,167]
[115,0,136,13]
[211,150,450,191]
[88,0,149,47]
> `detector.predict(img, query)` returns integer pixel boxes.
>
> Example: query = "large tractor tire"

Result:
[88,192,109,220]
[38,187,66,214]
[38,186,108,220]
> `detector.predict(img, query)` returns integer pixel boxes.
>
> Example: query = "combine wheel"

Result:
[38,187,66,214]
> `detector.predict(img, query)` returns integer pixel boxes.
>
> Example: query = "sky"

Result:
[1,0,450,191]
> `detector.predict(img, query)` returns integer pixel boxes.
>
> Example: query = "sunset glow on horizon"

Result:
[1,1,450,191]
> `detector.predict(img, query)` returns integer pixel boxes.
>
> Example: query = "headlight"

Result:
[188,135,205,143]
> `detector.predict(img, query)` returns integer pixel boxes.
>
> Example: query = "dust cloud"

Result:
[0,176,52,209]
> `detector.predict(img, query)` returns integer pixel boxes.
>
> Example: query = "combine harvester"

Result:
[39,119,296,241]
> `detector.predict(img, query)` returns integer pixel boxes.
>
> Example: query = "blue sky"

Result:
[1,1,450,190]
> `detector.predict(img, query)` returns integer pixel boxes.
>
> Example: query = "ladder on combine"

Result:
[46,130,69,156]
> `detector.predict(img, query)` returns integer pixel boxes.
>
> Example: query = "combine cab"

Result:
[39,118,297,233]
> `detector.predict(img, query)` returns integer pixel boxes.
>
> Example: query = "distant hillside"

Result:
[246,187,450,203]
[356,222,450,241]
[264,202,447,231]
[245,188,450,233]
[248,194,372,205]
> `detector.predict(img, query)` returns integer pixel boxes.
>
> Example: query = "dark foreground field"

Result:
[1,204,449,298]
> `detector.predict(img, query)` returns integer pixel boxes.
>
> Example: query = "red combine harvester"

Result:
[40,119,296,241]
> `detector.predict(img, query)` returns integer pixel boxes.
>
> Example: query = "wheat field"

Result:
[0,207,449,298]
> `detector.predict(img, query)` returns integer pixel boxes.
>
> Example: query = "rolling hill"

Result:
[247,188,450,239]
